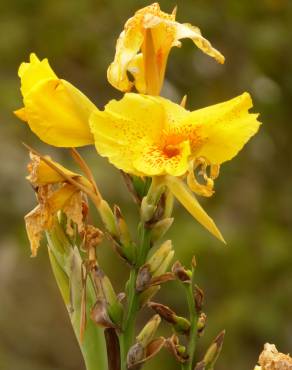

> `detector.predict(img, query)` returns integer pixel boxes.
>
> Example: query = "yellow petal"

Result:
[107,3,224,93]
[22,78,95,147]
[90,93,165,175]
[90,94,192,176]
[179,92,261,164]
[133,139,191,176]
[174,23,225,64]
[18,53,57,97]
[165,175,225,243]
[107,23,144,92]
[27,152,79,186]
[47,184,78,214]
[14,107,28,122]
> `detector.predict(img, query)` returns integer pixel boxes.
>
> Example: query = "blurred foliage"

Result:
[0,0,292,370]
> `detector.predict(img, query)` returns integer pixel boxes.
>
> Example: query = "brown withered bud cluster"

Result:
[172,261,191,282]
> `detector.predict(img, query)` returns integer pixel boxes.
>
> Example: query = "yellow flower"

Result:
[107,3,224,95]
[14,53,96,147]
[90,92,261,241]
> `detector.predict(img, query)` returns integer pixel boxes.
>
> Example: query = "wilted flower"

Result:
[107,3,224,94]
[25,153,87,256]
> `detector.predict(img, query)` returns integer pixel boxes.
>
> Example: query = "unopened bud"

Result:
[202,330,225,368]
[140,178,165,222]
[139,286,160,307]
[141,197,157,222]
[114,205,131,246]
[147,240,173,275]
[92,267,123,326]
[136,314,161,347]
[150,217,173,243]
[98,200,118,237]
[113,205,135,263]
[154,250,174,277]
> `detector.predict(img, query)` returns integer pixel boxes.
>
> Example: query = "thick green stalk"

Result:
[47,222,107,370]
[119,224,151,370]
[182,284,198,370]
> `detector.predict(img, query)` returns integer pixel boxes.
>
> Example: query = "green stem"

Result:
[182,284,198,370]
[119,224,151,370]
[47,222,108,370]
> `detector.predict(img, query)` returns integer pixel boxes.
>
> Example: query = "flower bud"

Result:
[141,197,156,222]
[150,217,173,243]
[113,205,135,263]
[139,286,160,308]
[97,200,118,237]
[202,330,225,368]
[137,314,161,347]
[147,240,173,275]
[92,267,123,326]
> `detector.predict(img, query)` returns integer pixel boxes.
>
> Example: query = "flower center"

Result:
[163,143,181,158]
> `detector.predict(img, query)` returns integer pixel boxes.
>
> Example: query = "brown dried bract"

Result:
[256,343,292,370]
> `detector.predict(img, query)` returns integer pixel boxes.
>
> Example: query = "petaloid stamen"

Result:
[187,158,220,198]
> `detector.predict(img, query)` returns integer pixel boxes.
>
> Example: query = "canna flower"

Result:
[107,3,224,95]
[14,53,96,147]
[89,92,261,241]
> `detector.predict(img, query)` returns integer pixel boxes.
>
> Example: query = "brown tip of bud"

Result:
[191,255,197,269]
[194,361,206,370]
[197,312,207,336]
[150,272,175,286]
[194,285,204,313]
[172,261,191,282]
[90,299,115,329]
[148,302,176,324]
[127,338,165,369]
[214,330,225,348]
[136,264,152,292]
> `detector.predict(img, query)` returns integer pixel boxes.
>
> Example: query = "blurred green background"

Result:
[1,0,292,369]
